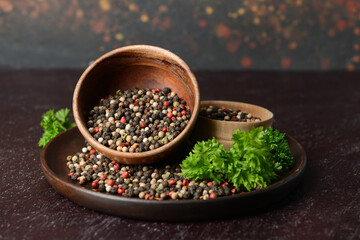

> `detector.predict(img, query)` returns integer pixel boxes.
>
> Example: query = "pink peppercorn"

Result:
[122,171,129,178]
[169,179,176,186]
[117,187,125,195]
[91,181,99,188]
[107,179,114,186]
[113,163,120,170]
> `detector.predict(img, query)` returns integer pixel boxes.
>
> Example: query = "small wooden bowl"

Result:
[73,45,200,164]
[192,100,274,149]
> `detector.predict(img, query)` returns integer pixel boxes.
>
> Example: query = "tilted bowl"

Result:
[73,45,200,164]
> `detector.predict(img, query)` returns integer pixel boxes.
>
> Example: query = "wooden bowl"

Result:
[192,100,273,150]
[73,45,200,164]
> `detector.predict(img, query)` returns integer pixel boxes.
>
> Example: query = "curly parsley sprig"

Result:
[180,127,294,191]
[38,108,76,147]
[263,127,294,171]
[180,138,230,183]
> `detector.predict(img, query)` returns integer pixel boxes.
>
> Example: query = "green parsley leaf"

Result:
[38,108,76,147]
[55,108,69,123]
[263,127,294,170]
[180,138,229,183]
[228,127,276,190]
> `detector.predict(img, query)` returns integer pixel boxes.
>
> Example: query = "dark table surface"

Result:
[0,70,359,239]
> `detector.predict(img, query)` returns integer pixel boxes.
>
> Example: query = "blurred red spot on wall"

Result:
[226,41,240,53]
[159,5,168,13]
[347,64,355,72]
[328,28,336,37]
[249,42,256,49]
[199,20,207,28]
[336,20,346,31]
[281,58,291,69]
[321,58,331,69]
[93,22,105,34]
[161,17,171,30]
[288,42,297,50]
[103,35,110,43]
[279,4,287,11]
[0,0,13,12]
[216,24,231,39]
[128,3,139,12]
[152,16,159,25]
[241,57,252,68]
[346,1,355,12]
[353,55,360,63]
[354,28,360,36]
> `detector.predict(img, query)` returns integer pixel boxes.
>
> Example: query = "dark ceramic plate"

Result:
[40,127,307,221]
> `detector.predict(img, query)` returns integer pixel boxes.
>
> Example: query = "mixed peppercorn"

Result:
[87,88,191,152]
[200,105,261,122]
[67,144,246,200]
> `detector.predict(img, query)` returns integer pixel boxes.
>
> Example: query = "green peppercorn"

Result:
[162,137,169,144]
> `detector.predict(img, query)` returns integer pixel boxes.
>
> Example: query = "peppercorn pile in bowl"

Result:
[199,105,261,122]
[87,87,191,153]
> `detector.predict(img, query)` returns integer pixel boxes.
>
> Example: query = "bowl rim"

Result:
[73,45,200,161]
[199,100,274,125]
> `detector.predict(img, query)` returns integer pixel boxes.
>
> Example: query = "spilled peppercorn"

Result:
[67,143,246,200]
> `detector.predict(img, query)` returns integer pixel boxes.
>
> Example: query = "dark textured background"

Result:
[0,0,359,238]
[0,0,359,70]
